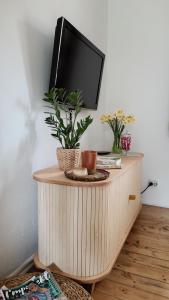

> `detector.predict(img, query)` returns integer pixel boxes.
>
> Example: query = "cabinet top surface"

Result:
[33,153,143,187]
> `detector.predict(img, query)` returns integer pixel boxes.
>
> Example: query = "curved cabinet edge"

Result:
[33,154,144,187]
[34,204,142,284]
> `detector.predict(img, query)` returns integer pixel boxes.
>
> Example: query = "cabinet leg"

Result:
[83,283,95,294]
[91,283,95,294]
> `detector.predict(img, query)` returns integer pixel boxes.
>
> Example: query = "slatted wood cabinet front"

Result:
[33,155,143,283]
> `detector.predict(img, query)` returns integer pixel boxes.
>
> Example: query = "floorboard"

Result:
[93,205,169,299]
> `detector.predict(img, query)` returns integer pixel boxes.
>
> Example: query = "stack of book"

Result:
[97,156,122,169]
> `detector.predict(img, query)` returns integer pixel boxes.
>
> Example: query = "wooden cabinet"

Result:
[33,154,143,284]
[119,159,141,243]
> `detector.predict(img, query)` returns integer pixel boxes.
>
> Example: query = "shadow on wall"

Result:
[19,20,58,167]
[0,22,53,277]
[18,21,54,107]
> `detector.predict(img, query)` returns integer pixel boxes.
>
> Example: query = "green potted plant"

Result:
[43,88,93,171]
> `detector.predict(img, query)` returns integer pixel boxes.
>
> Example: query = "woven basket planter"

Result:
[56,148,81,171]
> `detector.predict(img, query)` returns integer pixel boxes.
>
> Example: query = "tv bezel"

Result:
[49,17,105,110]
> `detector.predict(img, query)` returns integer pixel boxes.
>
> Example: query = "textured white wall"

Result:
[106,0,169,207]
[0,0,108,277]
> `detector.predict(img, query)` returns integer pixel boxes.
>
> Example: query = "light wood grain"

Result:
[121,250,169,270]
[108,269,169,298]
[95,279,167,300]
[93,205,169,300]
[34,155,143,284]
[132,219,169,237]
[115,252,169,284]
[140,205,169,219]
[125,231,169,255]
[93,290,120,300]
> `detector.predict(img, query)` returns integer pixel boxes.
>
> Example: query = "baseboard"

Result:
[7,255,34,278]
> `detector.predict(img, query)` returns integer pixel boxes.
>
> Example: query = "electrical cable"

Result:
[141,182,153,194]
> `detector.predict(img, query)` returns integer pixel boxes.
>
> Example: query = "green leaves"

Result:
[42,88,93,149]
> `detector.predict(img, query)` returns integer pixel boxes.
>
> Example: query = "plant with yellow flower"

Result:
[100,109,135,153]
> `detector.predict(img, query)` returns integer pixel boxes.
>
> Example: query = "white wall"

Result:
[106,0,169,207]
[0,0,108,277]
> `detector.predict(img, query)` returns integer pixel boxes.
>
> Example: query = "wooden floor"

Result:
[93,205,169,300]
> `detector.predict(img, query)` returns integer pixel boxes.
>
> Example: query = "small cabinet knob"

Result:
[129,194,137,201]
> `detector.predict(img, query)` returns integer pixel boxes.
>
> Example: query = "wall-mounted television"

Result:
[49,17,105,110]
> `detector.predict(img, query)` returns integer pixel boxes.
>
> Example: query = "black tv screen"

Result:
[49,17,105,109]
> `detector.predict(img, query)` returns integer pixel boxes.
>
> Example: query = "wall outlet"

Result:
[151,180,158,187]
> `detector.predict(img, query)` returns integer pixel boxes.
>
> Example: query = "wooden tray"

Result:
[64,169,110,182]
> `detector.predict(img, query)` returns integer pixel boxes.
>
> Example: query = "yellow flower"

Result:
[115,109,125,118]
[117,109,124,115]
[100,115,105,122]
[113,109,126,122]
[100,114,109,123]
[124,115,136,124]
[100,110,136,125]
[107,114,113,121]
[111,113,117,119]
[123,117,128,125]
